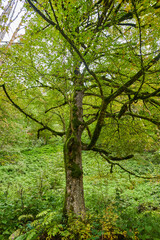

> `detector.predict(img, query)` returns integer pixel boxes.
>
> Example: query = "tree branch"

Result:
[45,101,67,113]
[87,52,160,149]
[37,127,46,138]
[125,112,160,127]
[118,23,136,27]
[100,153,158,179]
[88,146,134,161]
[26,0,56,27]
[1,84,65,137]
[26,0,103,96]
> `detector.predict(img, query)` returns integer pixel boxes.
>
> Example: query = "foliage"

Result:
[0,144,65,240]
[0,94,28,153]
[10,207,132,240]
[0,144,159,240]
[1,0,160,159]
[0,0,160,238]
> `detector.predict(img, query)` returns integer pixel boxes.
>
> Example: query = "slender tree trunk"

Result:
[63,75,85,217]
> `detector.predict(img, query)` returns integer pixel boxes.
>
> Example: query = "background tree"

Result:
[1,0,160,217]
[0,0,31,152]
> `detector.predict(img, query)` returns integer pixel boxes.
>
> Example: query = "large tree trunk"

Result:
[63,76,85,217]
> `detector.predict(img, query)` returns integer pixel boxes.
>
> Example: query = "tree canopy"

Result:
[0,0,160,216]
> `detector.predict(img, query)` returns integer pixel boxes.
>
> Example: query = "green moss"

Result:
[64,132,82,178]
[69,162,83,178]
[72,104,78,112]
[75,86,84,91]
[73,118,82,129]
[64,134,79,164]
[66,135,75,150]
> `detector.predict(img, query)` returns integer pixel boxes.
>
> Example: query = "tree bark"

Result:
[63,76,85,217]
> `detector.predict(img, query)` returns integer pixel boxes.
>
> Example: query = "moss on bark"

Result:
[69,162,83,178]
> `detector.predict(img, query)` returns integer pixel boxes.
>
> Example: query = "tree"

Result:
[0,0,30,151]
[1,0,160,217]
[0,0,25,45]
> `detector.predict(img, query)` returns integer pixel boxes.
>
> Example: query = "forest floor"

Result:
[0,141,160,240]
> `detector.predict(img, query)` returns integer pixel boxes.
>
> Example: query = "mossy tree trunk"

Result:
[63,75,85,217]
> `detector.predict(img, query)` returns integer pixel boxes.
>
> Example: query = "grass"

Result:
[0,141,160,240]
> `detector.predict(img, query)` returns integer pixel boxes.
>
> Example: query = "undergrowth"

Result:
[0,142,160,240]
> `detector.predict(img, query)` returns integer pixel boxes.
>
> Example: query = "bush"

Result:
[12,206,137,240]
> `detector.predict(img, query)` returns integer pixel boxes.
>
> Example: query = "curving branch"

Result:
[89,146,134,161]
[1,84,65,137]
[139,88,160,100]
[125,112,160,127]
[109,154,134,161]
[37,127,46,139]
[149,99,160,107]
[100,153,158,179]
[45,101,67,113]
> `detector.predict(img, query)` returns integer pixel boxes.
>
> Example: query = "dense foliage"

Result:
[1,0,160,159]
[0,0,160,239]
[0,144,160,240]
